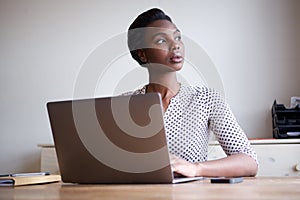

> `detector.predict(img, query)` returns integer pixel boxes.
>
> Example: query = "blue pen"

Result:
[0,172,50,177]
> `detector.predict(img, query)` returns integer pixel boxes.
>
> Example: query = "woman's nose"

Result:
[170,42,180,51]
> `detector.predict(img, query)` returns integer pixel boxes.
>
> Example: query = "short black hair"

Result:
[127,8,173,65]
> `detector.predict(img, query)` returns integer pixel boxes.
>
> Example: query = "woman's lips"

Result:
[169,53,183,63]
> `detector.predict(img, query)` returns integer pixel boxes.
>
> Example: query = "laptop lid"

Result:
[47,93,203,184]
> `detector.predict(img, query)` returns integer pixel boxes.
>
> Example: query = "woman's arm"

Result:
[171,153,258,177]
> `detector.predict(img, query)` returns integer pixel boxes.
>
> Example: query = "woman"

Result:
[127,8,258,177]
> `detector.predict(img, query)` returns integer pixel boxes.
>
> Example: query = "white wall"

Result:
[0,0,299,174]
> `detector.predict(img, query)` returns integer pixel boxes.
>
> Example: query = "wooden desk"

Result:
[1,177,299,199]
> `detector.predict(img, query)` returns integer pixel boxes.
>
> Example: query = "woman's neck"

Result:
[147,72,180,99]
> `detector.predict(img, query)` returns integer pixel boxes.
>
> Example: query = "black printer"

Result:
[272,100,300,138]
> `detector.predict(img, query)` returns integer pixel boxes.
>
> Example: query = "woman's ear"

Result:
[137,49,147,63]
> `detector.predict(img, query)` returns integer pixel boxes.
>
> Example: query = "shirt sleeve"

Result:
[208,89,258,164]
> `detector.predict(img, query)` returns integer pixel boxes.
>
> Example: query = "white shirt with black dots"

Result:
[126,84,258,164]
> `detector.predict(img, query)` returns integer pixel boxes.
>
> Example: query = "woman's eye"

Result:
[175,35,181,41]
[156,39,166,44]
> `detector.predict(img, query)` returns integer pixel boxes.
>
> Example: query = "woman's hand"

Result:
[170,153,258,177]
[170,154,202,177]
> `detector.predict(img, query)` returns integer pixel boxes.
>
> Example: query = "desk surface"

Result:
[1,177,299,200]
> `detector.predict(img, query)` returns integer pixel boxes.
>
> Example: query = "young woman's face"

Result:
[140,20,185,72]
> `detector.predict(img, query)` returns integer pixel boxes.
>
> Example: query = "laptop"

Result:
[47,93,203,184]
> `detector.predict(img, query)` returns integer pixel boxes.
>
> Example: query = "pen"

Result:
[0,172,50,177]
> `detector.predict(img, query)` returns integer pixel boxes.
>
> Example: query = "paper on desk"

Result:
[0,175,61,186]
[287,132,300,137]
[290,96,300,108]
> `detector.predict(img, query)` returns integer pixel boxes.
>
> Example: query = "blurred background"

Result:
[0,0,299,174]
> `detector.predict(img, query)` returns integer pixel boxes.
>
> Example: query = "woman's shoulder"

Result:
[182,85,221,98]
[180,85,226,107]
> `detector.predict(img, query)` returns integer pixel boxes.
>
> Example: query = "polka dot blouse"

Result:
[127,84,258,164]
